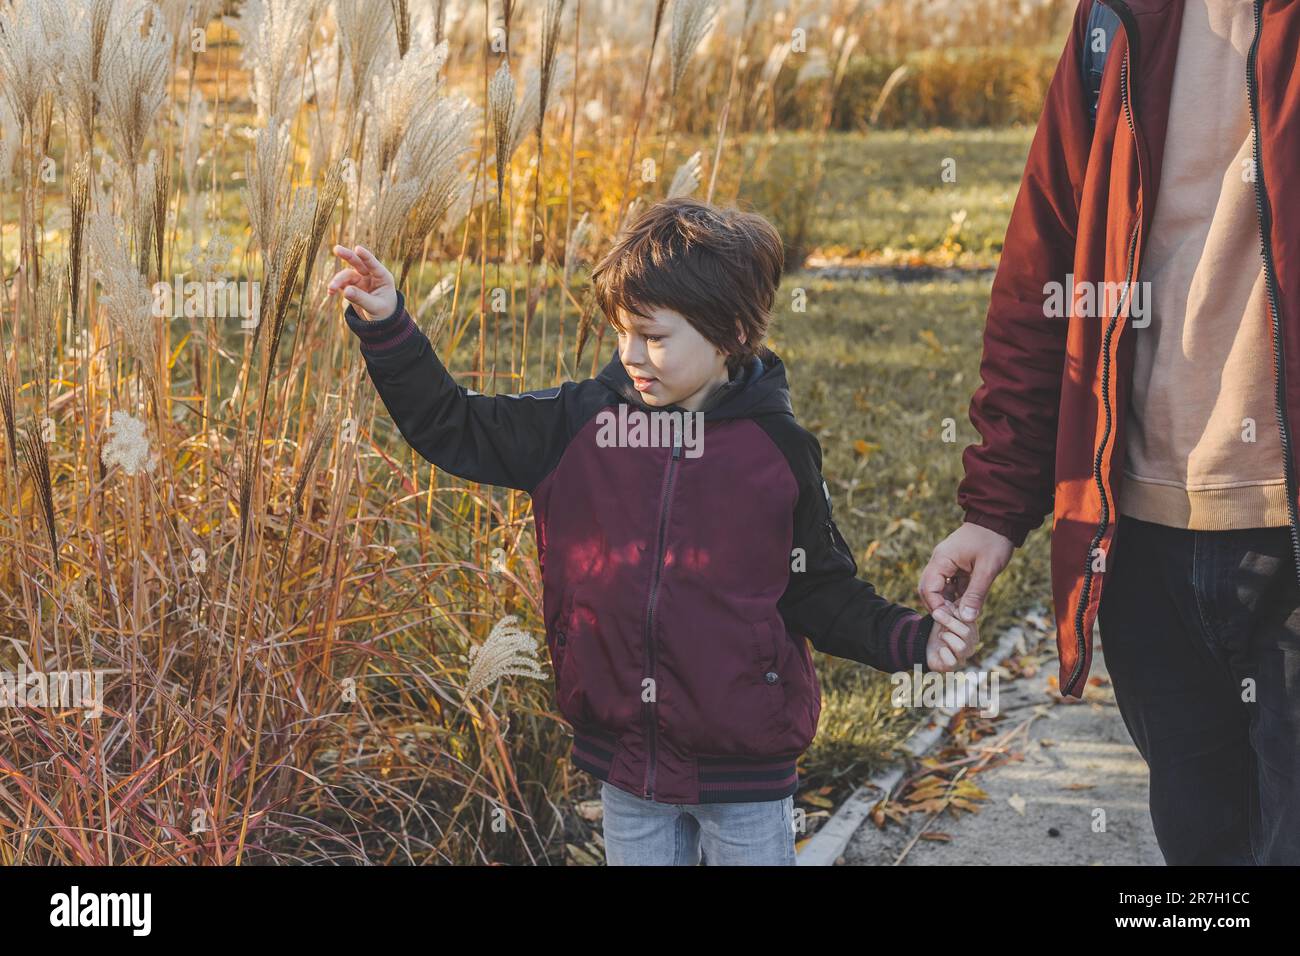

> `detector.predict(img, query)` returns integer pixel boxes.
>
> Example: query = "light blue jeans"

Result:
[600,780,797,865]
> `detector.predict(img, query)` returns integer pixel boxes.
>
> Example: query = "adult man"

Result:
[919,0,1300,864]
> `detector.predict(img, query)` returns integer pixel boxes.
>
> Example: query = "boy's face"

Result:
[615,305,741,413]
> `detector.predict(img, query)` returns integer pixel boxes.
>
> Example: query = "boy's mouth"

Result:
[629,372,657,392]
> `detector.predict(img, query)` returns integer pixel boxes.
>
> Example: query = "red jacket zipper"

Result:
[1246,0,1300,587]
[1070,0,1144,698]
[642,434,683,800]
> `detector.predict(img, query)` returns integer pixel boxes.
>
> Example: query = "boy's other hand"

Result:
[925,601,978,672]
[329,244,399,321]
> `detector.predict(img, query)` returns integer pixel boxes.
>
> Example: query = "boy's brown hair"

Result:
[591,197,785,375]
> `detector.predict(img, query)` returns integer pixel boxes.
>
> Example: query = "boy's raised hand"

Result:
[925,600,978,672]
[329,244,398,321]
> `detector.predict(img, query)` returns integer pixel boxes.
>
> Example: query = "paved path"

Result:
[843,639,1166,866]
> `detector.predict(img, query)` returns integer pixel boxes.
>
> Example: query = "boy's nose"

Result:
[619,340,646,365]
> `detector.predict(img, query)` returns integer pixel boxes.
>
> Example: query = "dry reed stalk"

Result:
[152,151,169,278]
[608,0,666,288]
[239,207,309,552]
[34,259,65,414]
[132,156,156,277]
[302,161,345,294]
[0,348,16,472]
[17,425,59,574]
[389,0,410,57]
[67,156,90,332]
[705,0,758,203]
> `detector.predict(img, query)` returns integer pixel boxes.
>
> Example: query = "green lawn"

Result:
[740,127,1034,267]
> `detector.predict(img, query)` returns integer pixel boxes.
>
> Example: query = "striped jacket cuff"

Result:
[345,289,418,355]
[886,609,933,672]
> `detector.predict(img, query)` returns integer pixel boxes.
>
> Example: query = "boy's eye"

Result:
[646,335,663,344]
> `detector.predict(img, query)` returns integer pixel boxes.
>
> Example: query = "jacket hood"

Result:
[595,344,794,421]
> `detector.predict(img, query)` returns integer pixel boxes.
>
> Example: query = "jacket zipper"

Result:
[1070,0,1142,698]
[642,433,683,800]
[1247,0,1300,587]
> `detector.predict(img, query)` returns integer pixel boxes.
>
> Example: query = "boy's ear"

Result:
[734,318,747,345]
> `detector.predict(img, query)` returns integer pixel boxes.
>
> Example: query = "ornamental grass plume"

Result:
[667,150,703,198]
[357,42,476,268]
[243,116,292,268]
[58,0,114,148]
[0,0,59,131]
[463,615,548,697]
[487,59,514,205]
[669,0,717,101]
[101,409,158,476]
[228,0,319,124]
[371,39,450,177]
[87,206,156,375]
[538,0,566,121]
[100,0,170,173]
[336,0,395,118]
[302,161,345,295]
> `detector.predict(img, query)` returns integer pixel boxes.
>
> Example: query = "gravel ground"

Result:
[842,637,1166,866]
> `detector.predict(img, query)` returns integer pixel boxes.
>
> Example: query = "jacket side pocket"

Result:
[753,618,789,744]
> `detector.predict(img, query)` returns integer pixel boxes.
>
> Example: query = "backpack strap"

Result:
[1080,1,1122,129]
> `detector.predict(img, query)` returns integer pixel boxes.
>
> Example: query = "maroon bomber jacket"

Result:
[347,291,935,804]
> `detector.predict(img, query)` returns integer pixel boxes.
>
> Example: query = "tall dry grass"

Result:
[0,0,1059,864]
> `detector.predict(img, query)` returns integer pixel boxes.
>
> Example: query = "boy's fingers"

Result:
[343,284,387,316]
[333,244,368,274]
[327,267,360,293]
[940,630,967,657]
[931,605,970,640]
[354,245,392,283]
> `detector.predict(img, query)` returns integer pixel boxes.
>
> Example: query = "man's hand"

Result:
[918,522,1015,625]
[328,244,398,321]
[926,600,978,671]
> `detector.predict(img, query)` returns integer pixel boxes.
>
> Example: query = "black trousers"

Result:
[1098,514,1300,865]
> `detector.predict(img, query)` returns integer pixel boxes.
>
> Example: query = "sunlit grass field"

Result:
[0,0,1053,865]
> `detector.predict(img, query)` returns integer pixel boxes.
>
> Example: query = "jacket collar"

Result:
[595,344,794,421]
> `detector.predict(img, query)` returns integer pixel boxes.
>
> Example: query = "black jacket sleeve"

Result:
[345,290,574,493]
[775,425,935,674]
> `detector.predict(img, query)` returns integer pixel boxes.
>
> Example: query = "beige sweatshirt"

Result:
[1119,0,1290,529]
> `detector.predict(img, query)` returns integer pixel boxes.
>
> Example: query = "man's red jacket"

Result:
[958,0,1300,697]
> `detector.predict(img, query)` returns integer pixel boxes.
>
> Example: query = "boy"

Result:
[331,196,975,866]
